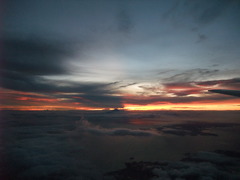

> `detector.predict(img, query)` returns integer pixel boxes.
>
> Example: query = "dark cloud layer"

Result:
[197,78,240,89]
[157,121,239,136]
[209,89,240,98]
[1,37,124,108]
[106,151,240,180]
[2,38,72,75]
[1,37,72,92]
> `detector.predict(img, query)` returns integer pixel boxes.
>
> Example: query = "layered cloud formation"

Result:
[1,0,240,110]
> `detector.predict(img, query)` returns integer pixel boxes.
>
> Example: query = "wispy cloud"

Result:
[162,69,219,83]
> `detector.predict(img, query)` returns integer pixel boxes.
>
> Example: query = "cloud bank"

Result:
[75,115,157,136]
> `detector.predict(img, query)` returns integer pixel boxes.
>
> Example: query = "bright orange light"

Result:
[124,99,240,111]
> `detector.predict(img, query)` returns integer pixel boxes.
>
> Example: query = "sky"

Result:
[1,0,240,110]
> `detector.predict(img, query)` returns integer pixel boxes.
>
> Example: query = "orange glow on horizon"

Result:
[2,100,239,111]
[1,88,239,111]
[123,99,240,111]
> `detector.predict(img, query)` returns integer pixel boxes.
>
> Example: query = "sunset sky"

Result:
[1,0,240,110]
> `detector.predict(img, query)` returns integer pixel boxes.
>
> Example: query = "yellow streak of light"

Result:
[124,102,240,111]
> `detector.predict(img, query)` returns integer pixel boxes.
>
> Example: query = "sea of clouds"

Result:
[1,110,240,180]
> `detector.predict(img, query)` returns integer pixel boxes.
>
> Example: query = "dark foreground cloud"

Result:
[2,110,240,180]
[1,111,101,180]
[209,89,240,98]
[106,150,240,180]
